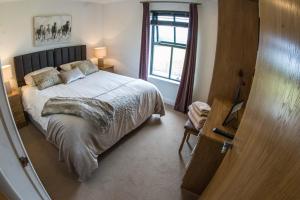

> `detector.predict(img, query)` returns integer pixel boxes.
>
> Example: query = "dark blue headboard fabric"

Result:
[14,45,86,87]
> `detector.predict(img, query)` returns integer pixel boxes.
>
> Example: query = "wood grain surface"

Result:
[201,0,300,199]
[182,99,236,195]
[8,89,27,128]
[207,0,259,105]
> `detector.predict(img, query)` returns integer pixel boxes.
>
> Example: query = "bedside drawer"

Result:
[10,102,23,112]
[99,64,114,73]
[101,67,114,73]
[8,90,27,129]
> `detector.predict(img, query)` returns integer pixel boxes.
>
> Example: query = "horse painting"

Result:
[34,15,72,46]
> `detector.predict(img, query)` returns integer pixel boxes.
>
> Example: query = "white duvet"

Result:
[21,71,165,181]
[22,71,143,132]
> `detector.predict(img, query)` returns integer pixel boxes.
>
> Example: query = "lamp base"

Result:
[98,58,104,68]
[4,81,12,95]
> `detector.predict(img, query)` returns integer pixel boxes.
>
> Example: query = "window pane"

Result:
[152,45,171,78]
[158,15,173,22]
[158,26,174,43]
[171,48,186,81]
[153,26,158,42]
[176,27,188,44]
[175,16,189,23]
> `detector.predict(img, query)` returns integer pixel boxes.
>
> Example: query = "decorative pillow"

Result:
[71,60,98,75]
[24,67,54,86]
[59,61,80,71]
[59,68,85,84]
[32,69,62,90]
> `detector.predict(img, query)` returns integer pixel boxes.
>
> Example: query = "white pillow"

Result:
[71,60,98,76]
[60,59,95,71]
[24,67,55,86]
[60,61,80,71]
[59,68,85,84]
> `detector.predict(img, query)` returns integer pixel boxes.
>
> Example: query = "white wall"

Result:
[102,0,142,78]
[0,0,103,87]
[193,0,218,102]
[103,0,218,105]
[0,0,218,105]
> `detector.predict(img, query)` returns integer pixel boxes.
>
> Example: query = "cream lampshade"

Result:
[94,47,107,67]
[1,64,13,95]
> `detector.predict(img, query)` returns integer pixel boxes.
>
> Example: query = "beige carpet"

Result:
[19,106,199,200]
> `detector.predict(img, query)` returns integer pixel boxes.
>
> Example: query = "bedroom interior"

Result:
[0,0,300,200]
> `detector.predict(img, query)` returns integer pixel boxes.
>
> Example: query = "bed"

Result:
[14,45,165,181]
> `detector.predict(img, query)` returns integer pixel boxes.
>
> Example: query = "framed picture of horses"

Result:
[33,15,72,46]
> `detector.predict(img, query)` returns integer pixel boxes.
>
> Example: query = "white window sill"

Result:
[148,75,180,85]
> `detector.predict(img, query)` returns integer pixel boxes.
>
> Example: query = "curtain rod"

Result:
[140,1,201,5]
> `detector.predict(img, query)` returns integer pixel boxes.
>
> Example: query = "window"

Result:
[150,11,189,82]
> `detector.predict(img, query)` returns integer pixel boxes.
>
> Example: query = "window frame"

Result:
[149,11,189,82]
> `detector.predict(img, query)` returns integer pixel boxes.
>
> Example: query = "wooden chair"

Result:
[179,119,199,153]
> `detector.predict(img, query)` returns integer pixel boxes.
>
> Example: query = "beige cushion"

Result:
[32,69,62,90]
[24,67,54,86]
[59,68,85,84]
[71,60,98,75]
[59,61,80,71]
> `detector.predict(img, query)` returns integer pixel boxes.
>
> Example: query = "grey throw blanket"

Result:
[42,97,114,129]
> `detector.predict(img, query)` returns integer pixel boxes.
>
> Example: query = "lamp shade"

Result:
[1,65,12,81]
[1,65,13,94]
[94,47,107,59]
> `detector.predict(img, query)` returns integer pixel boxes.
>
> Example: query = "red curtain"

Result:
[174,4,198,113]
[139,2,150,81]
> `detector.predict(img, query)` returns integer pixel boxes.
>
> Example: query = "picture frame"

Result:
[33,15,72,46]
[222,101,244,126]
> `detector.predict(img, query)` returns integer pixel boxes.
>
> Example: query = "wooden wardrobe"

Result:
[201,0,300,199]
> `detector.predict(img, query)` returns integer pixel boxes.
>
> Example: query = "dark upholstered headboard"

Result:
[14,45,86,87]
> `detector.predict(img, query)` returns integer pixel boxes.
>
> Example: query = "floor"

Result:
[0,193,8,200]
[19,106,199,200]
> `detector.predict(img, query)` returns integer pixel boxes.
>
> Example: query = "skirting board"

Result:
[163,97,175,106]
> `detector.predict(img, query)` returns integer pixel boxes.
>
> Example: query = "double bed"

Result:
[14,45,165,181]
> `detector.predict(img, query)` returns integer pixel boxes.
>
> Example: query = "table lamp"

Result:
[1,64,13,95]
[94,47,107,68]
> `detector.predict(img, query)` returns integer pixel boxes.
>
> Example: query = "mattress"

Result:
[22,71,140,132]
[21,70,165,181]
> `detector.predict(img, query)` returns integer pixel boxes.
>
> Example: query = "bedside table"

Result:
[7,89,27,129]
[99,64,114,73]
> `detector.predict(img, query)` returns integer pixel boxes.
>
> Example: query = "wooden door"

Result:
[207,0,259,105]
[0,63,50,199]
[201,0,300,199]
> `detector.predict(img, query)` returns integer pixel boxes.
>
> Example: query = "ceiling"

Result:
[0,0,202,5]
[0,0,129,4]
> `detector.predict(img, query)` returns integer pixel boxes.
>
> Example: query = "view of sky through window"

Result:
[150,12,189,81]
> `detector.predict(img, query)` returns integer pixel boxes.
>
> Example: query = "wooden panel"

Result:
[81,45,86,60]
[62,47,69,64]
[99,64,114,73]
[39,51,48,68]
[0,193,8,200]
[46,50,54,67]
[207,0,259,105]
[54,48,62,67]
[69,46,75,62]
[14,57,25,86]
[201,0,300,199]
[182,99,236,194]
[31,53,40,71]
[13,45,86,86]
[22,54,33,75]
[8,90,27,129]
[75,46,82,60]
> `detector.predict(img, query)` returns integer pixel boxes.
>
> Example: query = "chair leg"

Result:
[186,133,191,143]
[179,130,188,154]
